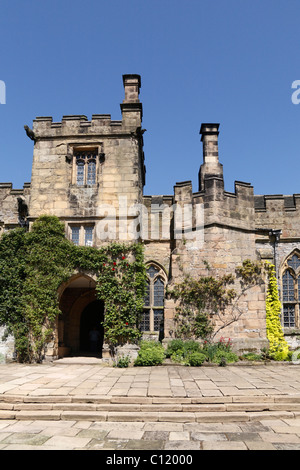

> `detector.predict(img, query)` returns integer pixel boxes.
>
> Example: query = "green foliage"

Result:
[240,352,263,361]
[168,259,264,341]
[211,350,239,365]
[113,355,131,368]
[165,337,238,366]
[265,262,290,361]
[134,340,165,366]
[0,216,147,363]
[202,337,238,364]
[96,243,146,347]
[165,339,185,357]
[188,352,206,367]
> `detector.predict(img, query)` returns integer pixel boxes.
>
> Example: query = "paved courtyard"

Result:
[1,360,300,398]
[0,360,300,450]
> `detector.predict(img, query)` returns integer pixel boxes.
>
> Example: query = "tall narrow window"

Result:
[281,252,300,328]
[76,160,85,186]
[84,226,93,246]
[75,150,97,185]
[87,160,96,185]
[141,264,166,334]
[71,226,80,245]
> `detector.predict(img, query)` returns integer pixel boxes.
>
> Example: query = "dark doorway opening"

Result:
[79,299,104,356]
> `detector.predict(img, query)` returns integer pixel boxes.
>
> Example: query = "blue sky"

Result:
[0,0,300,197]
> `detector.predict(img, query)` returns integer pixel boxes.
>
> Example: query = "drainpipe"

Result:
[268,229,282,278]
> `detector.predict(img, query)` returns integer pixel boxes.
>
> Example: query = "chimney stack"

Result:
[198,123,223,191]
[121,74,143,128]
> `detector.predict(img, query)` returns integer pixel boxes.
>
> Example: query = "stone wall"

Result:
[1,74,299,359]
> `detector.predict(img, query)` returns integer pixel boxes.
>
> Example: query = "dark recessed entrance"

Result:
[79,299,104,356]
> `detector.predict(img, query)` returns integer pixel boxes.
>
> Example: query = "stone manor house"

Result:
[0,74,300,361]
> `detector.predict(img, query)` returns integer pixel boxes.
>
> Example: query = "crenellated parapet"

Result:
[0,182,30,229]
[255,194,300,239]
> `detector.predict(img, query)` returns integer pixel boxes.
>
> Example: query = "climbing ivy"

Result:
[265,262,290,361]
[0,216,146,363]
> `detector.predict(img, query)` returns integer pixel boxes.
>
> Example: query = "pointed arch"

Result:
[280,250,300,328]
[141,261,167,335]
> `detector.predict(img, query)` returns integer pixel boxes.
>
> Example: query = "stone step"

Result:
[1,394,300,405]
[1,401,300,413]
[0,394,300,422]
[0,408,298,423]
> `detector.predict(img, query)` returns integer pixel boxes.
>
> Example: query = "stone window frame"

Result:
[141,262,167,333]
[281,250,300,330]
[68,144,103,186]
[69,223,95,247]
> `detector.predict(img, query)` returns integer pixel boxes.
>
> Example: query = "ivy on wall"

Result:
[265,262,290,361]
[0,216,146,363]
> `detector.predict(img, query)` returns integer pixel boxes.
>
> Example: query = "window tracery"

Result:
[141,263,166,333]
[281,251,300,328]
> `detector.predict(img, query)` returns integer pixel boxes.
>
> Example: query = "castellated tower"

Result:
[28,74,146,246]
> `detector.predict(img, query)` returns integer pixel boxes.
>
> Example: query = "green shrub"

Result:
[166,339,202,358]
[241,352,262,361]
[134,341,165,366]
[188,352,206,367]
[212,350,239,365]
[114,355,131,368]
[165,339,185,358]
[182,340,202,354]
[170,349,185,363]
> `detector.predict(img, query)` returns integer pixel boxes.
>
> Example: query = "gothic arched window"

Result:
[141,263,166,333]
[281,252,300,328]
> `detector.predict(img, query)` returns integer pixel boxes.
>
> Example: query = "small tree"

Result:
[168,259,264,341]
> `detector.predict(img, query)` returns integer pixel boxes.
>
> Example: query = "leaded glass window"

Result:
[154,277,164,307]
[87,161,96,185]
[141,264,166,334]
[281,252,300,329]
[282,271,294,301]
[70,225,95,246]
[154,309,164,332]
[71,226,80,245]
[288,254,300,271]
[84,227,93,246]
[141,310,150,331]
[147,265,159,278]
[75,150,97,185]
[76,161,85,186]
[283,305,295,328]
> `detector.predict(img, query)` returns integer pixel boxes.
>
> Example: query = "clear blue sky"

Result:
[0,0,300,196]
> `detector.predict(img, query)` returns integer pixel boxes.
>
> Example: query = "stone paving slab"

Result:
[0,417,300,450]
[1,362,300,399]
[0,361,300,450]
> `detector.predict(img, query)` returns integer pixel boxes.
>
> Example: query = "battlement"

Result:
[32,75,142,140]
[0,182,30,194]
[32,114,125,138]
[254,194,300,212]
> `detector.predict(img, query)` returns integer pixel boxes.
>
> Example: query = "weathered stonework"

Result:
[0,74,298,360]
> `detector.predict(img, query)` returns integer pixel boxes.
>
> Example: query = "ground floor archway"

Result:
[79,299,104,355]
[57,273,105,358]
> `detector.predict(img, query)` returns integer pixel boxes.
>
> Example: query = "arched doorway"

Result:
[79,299,104,355]
[57,273,105,358]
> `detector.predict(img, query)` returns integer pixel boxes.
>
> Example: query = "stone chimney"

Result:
[121,74,143,128]
[198,123,223,191]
